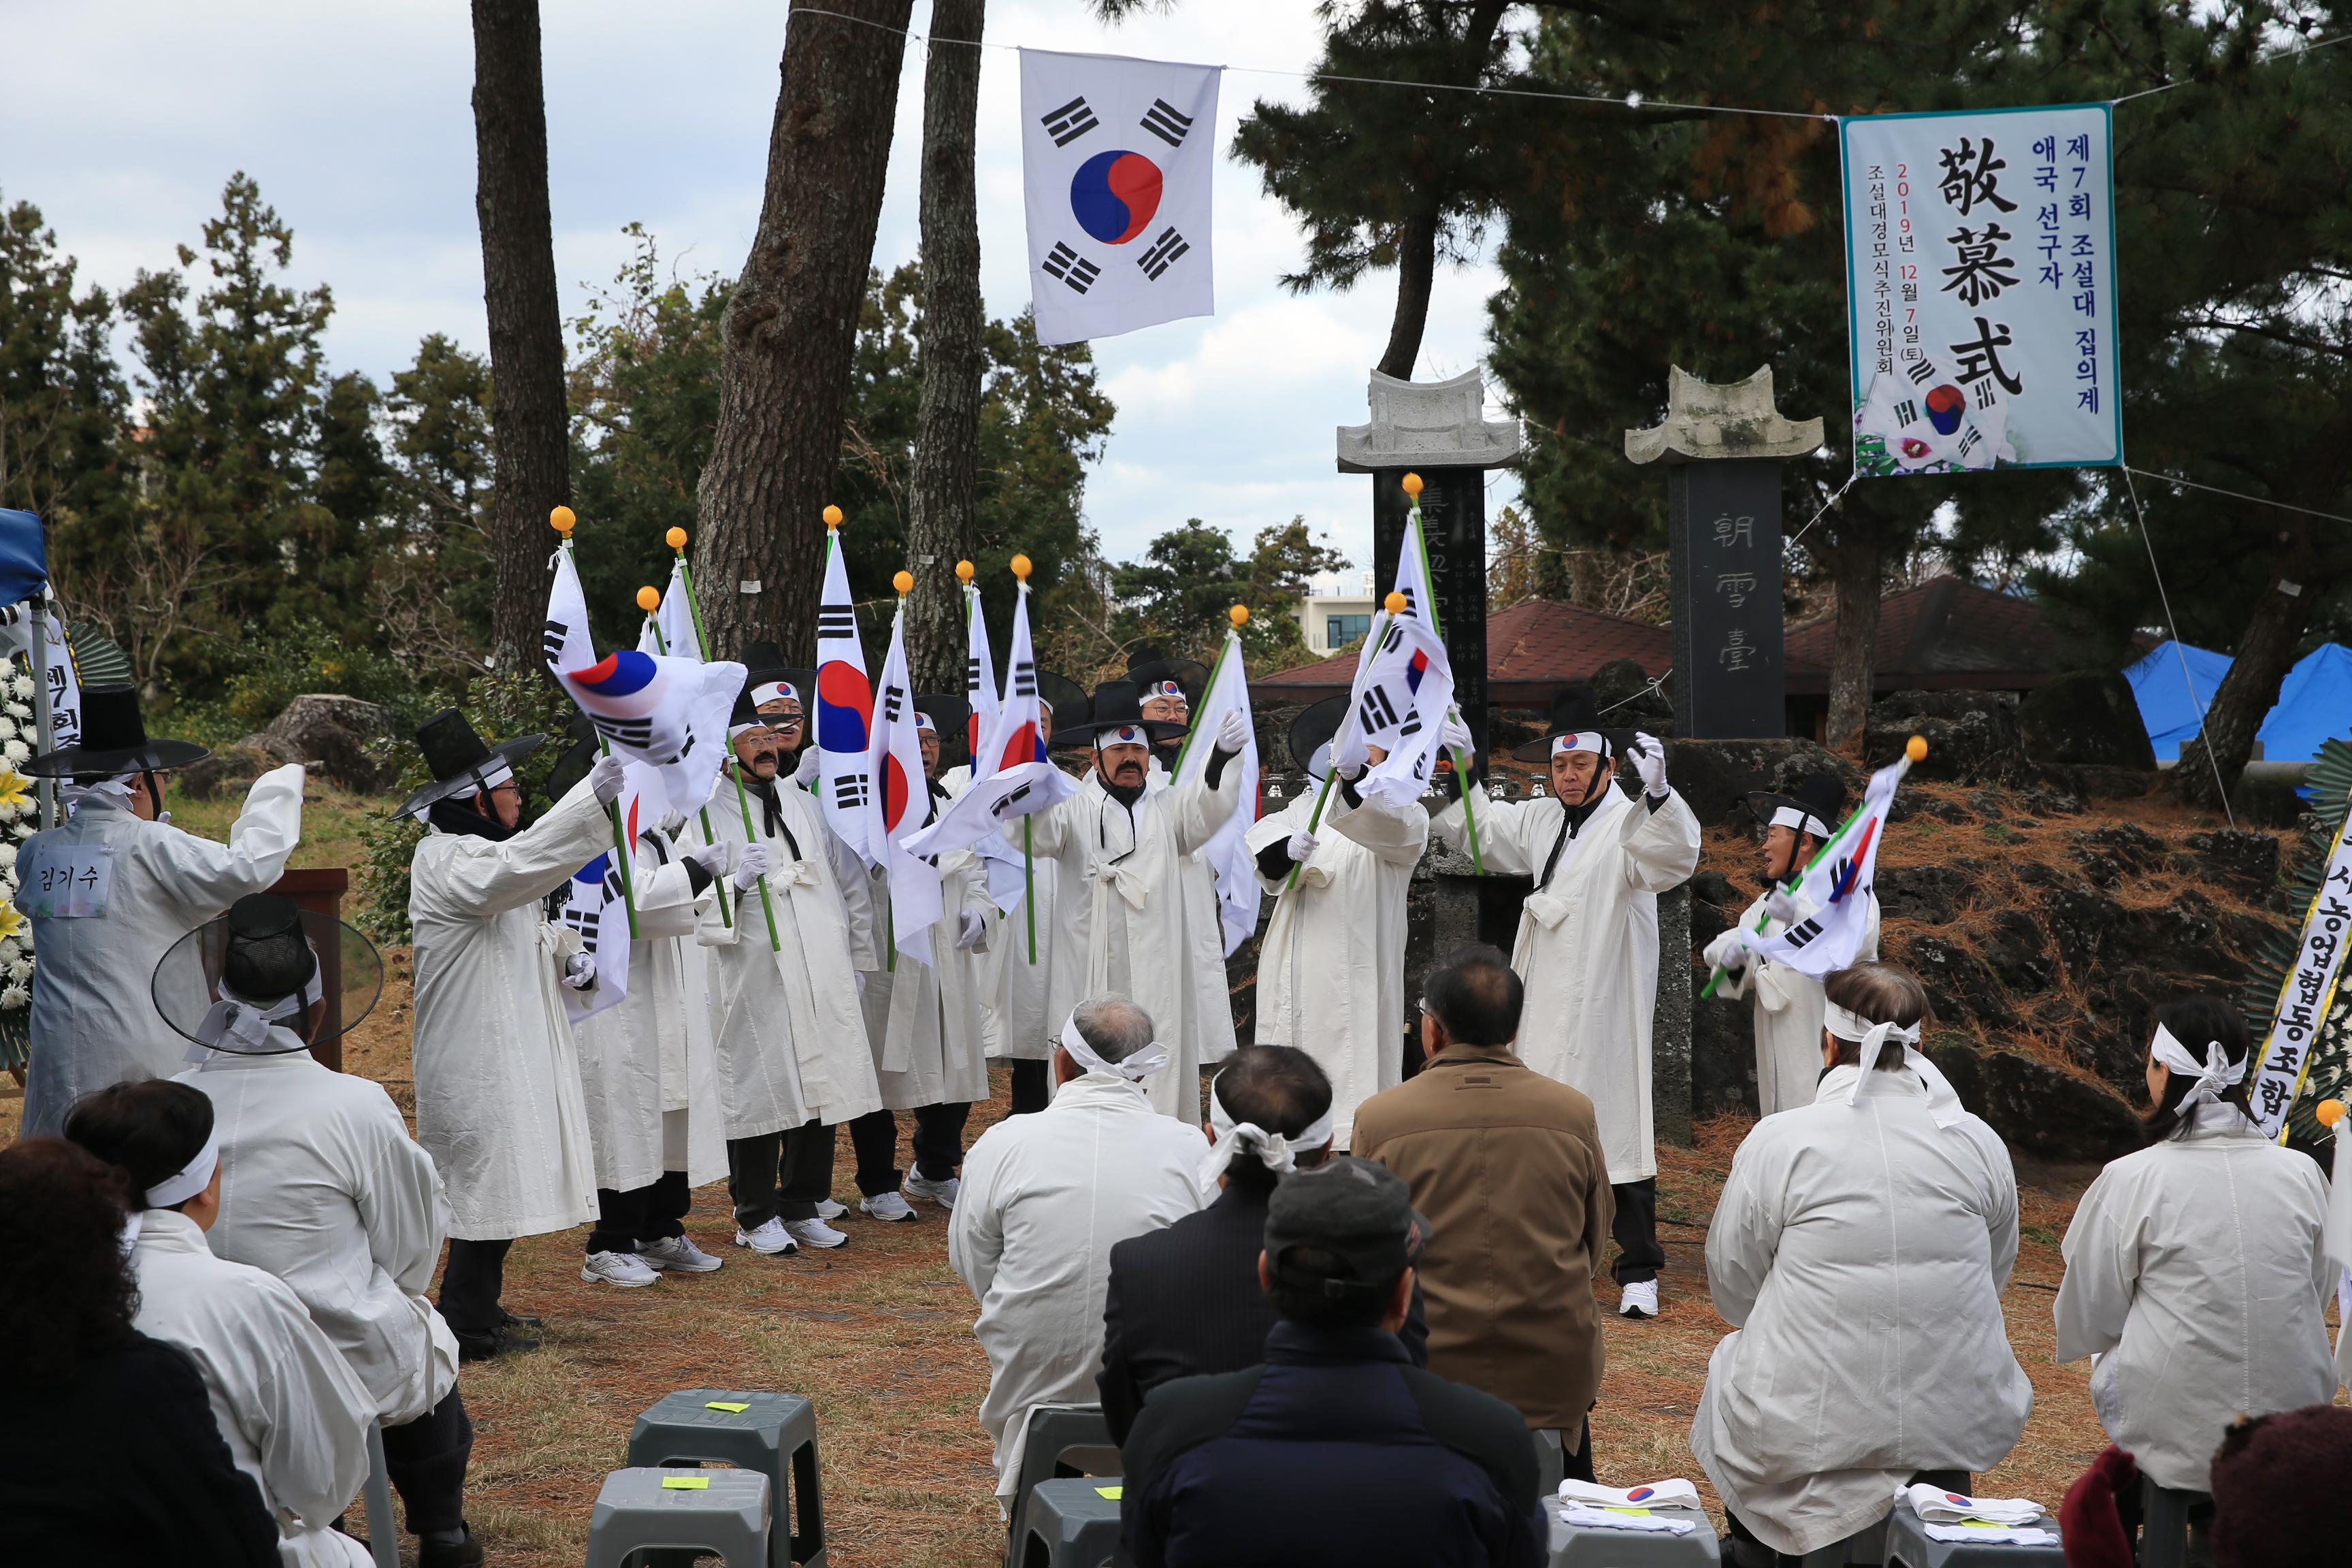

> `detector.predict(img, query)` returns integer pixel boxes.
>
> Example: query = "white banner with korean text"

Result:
[1840,104,2121,476]
[2249,800,2352,1140]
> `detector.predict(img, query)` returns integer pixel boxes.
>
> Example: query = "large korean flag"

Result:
[815,529,878,868]
[1334,509,1456,810]
[1021,49,1220,346]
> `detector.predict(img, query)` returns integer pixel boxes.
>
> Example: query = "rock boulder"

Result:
[1863,689,2027,784]
[2017,670,2158,770]
[261,694,393,793]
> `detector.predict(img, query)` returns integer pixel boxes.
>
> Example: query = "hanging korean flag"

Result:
[1021,48,1220,347]
[655,559,702,662]
[814,529,877,866]
[1176,625,1260,956]
[559,849,634,1025]
[1334,510,1457,809]
[1736,754,1909,979]
[906,578,1078,874]
[1840,104,2121,476]
[870,602,943,966]
[963,583,999,762]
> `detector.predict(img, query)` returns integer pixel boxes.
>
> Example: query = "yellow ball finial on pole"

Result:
[956,559,975,583]
[1229,604,1250,627]
[1010,554,1033,581]
[1402,472,1424,499]
[2319,1098,2347,1128]
[1906,735,1929,763]
[893,570,913,595]
[823,504,844,529]
[636,586,662,612]
[550,505,576,534]
[1384,591,1407,614]
[666,527,688,550]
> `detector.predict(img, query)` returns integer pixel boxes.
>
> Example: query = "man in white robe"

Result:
[1131,662,1242,1081]
[18,683,304,1137]
[948,994,1205,1512]
[1023,683,1250,1122]
[404,707,627,1355]
[1429,691,1699,1318]
[1703,772,1881,1117]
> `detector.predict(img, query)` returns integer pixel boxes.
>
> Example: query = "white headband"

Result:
[913,713,937,734]
[1551,732,1610,759]
[1059,1013,1168,1081]
[751,681,800,708]
[1144,680,1185,700]
[1771,804,1833,839]
[191,947,328,1060]
[1199,1075,1337,1194]
[2150,1023,2246,1113]
[1825,1001,1965,1129]
[1096,724,1149,748]
[144,1130,221,1209]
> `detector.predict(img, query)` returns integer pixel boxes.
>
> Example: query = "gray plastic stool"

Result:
[1533,1429,1565,1498]
[1550,1501,1720,1566]
[1882,1498,2062,1566]
[587,1467,770,1568]
[1004,1407,1118,1568]
[1014,1477,1123,1568]
[627,1390,823,1568]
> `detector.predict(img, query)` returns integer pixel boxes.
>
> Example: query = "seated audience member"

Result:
[1692,962,2031,1565]
[1120,1157,1544,1568]
[1098,1045,1428,1444]
[174,893,485,1568]
[1352,944,1614,1480]
[66,1080,380,1568]
[2055,997,2334,1509]
[2209,1403,2352,1568]
[0,1136,281,1568]
[949,996,1205,1514]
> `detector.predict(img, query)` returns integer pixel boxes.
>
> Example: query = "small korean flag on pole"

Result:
[1021,48,1220,346]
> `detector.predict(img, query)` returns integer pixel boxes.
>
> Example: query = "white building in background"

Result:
[1295,569,1377,656]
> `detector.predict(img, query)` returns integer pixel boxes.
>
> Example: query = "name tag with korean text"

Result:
[16,845,115,918]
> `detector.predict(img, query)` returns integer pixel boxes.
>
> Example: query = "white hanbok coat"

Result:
[947,1068,1205,1499]
[1148,755,1240,1075]
[1024,762,1241,1120]
[131,1209,377,1568]
[2054,1106,2336,1492]
[176,1039,457,1425]
[572,845,728,1191]
[20,764,304,1137]
[408,782,612,1240]
[1432,780,1701,1182]
[1691,1066,2031,1556]
[941,762,1064,1064]
[849,843,994,1111]
[1245,785,1427,1149]
[698,770,880,1132]
[1715,887,1882,1117]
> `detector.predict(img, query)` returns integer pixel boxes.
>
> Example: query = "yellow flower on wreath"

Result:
[0,903,23,945]
[0,768,27,816]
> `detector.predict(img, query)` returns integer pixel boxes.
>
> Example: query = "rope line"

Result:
[2120,466,2236,829]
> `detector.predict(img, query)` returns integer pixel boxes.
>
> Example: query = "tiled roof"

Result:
[1256,600,1686,706]
[1782,575,2074,693]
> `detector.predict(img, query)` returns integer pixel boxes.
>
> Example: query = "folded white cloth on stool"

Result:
[1900,1483,2046,1526]
[1923,1523,2059,1546]
[1558,1504,1699,1536]
[1558,1478,1705,1509]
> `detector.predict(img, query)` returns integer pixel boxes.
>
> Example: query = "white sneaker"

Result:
[1618,1279,1660,1319]
[783,1217,849,1250]
[859,1190,918,1222]
[903,1172,961,1209]
[814,1198,848,1221]
[732,1218,800,1256]
[581,1251,662,1287]
[638,1235,723,1273]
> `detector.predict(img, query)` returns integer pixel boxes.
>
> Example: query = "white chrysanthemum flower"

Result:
[1,740,24,762]
[1,983,29,1010]
[11,819,33,838]
[0,802,17,824]
[10,676,31,700]
[0,719,18,741]
[8,960,30,984]
[4,703,27,720]
[0,840,17,866]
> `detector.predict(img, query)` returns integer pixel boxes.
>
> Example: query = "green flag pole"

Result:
[553,518,637,938]
[671,529,781,951]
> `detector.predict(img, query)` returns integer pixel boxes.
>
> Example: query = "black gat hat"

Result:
[399,708,546,820]
[21,685,210,777]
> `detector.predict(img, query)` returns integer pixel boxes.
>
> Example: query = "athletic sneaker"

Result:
[859,1190,918,1222]
[732,1218,800,1255]
[581,1251,662,1287]
[814,1198,848,1221]
[783,1217,849,1250]
[903,1171,961,1209]
[1618,1279,1660,1319]
[637,1235,724,1273]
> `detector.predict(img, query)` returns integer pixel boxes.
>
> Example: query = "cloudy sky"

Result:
[6,0,1522,577]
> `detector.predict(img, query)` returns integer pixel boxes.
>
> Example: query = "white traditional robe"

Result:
[1432,779,1701,1182]
[1245,784,1427,1149]
[408,781,612,1240]
[948,1068,1205,1499]
[1716,887,1882,1117]
[20,764,304,1137]
[2055,1105,2336,1492]
[849,844,994,1111]
[941,763,1064,1065]
[131,1209,377,1568]
[1692,1066,2031,1556]
[698,768,880,1132]
[1147,755,1241,1075]
[176,1039,457,1426]
[572,843,728,1192]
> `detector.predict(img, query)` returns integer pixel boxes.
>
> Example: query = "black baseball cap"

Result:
[1263,1156,1432,1296]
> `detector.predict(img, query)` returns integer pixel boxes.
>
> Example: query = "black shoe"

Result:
[498,1307,544,1329]
[418,1522,487,1568]
[453,1324,539,1362]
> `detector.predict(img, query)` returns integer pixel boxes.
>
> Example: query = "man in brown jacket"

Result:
[1353,944,1614,1485]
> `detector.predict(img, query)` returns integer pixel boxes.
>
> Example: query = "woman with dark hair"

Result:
[2055,996,2335,1503]
[65,1079,381,1568]
[0,1136,280,1566]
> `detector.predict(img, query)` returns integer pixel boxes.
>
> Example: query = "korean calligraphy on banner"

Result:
[2248,798,2352,1141]
[1840,103,2122,476]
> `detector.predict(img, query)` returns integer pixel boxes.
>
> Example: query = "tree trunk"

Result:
[2174,556,2325,808]
[905,0,986,695]
[697,0,914,663]
[470,0,570,669]
[1375,213,1437,381]
[1824,533,1882,750]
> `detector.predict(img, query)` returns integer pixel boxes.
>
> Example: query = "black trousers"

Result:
[379,1384,472,1537]
[587,1169,691,1254]
[1008,1058,1051,1115]
[726,1122,838,1229]
[437,1238,512,1337]
[1610,1177,1665,1286]
[848,1102,970,1192]
[1724,1470,1967,1565]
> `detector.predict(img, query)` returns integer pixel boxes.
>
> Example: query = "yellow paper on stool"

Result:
[706,1401,751,1413]
[1096,1486,1123,1501]
[663,1476,710,1490]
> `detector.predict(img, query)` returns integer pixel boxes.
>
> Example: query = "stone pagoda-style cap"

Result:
[1337,367,1522,474]
[1624,365,1823,465]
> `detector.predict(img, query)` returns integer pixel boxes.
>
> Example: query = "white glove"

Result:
[1702,929,1750,971]
[791,747,821,789]
[562,952,598,991]
[690,840,730,879]
[1286,829,1320,864]
[1440,715,1473,755]
[1763,888,1801,927]
[1630,732,1667,796]
[587,752,629,805]
[954,908,987,951]
[854,970,868,995]
[732,843,770,892]
[1215,707,1250,753]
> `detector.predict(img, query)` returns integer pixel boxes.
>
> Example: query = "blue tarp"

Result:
[0,509,45,607]
[2125,638,2352,763]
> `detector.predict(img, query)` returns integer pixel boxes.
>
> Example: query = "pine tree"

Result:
[0,197,129,542]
